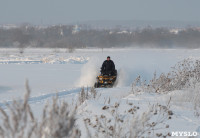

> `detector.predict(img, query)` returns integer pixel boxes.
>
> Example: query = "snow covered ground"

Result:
[0,48,200,137]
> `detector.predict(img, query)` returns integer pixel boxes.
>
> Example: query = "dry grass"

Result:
[0,80,80,138]
[83,100,172,138]
[149,58,200,93]
[78,87,97,105]
[132,59,200,94]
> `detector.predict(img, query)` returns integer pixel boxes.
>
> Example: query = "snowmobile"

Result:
[94,70,117,88]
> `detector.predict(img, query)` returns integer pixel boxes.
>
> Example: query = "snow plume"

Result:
[115,69,128,87]
[77,57,100,87]
[116,68,150,87]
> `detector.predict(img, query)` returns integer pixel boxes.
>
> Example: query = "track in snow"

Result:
[0,87,82,109]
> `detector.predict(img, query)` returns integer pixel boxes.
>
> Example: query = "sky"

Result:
[0,0,200,25]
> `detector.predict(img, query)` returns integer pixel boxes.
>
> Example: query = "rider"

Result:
[101,56,115,76]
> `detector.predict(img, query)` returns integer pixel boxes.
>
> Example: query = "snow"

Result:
[0,48,200,137]
[76,87,200,137]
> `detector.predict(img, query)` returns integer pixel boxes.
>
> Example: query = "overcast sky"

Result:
[0,0,200,25]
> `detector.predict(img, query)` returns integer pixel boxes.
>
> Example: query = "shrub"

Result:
[0,81,80,138]
[149,58,200,93]
[83,102,172,138]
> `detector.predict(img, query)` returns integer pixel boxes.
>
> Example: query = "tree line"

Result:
[0,25,200,48]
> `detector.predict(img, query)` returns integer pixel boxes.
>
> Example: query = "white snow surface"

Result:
[0,48,200,137]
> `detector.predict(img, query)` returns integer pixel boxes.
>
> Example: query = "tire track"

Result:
[0,87,82,109]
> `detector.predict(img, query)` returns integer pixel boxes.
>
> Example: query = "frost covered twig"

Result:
[83,102,172,138]
[0,80,80,138]
[148,58,200,93]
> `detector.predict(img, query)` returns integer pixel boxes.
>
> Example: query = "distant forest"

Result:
[0,24,200,48]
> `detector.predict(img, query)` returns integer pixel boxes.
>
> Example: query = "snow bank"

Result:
[0,56,89,64]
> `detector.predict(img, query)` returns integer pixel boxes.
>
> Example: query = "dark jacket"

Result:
[101,60,115,75]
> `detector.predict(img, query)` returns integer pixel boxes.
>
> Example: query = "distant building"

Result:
[117,30,131,34]
[170,29,181,34]
[72,25,81,34]
[0,24,18,30]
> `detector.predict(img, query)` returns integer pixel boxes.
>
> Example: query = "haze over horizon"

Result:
[0,0,200,26]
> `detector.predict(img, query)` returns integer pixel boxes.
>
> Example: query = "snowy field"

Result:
[0,48,200,137]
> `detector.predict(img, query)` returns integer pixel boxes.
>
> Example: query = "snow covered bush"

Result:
[78,87,97,105]
[193,83,200,116]
[0,84,102,138]
[131,58,200,117]
[0,81,80,138]
[33,97,80,138]
[83,102,172,138]
[173,82,200,117]
[149,58,200,93]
